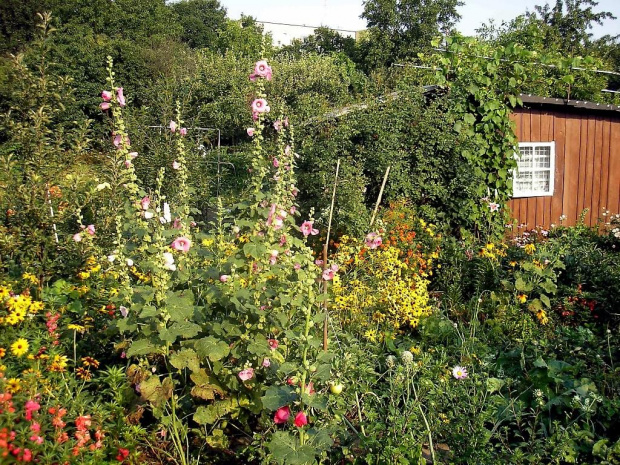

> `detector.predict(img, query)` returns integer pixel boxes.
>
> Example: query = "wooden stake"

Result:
[323,159,340,351]
[370,166,390,227]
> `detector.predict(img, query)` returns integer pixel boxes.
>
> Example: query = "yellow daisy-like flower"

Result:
[524,243,536,255]
[11,338,29,357]
[49,355,69,372]
[0,348,5,358]
[22,272,39,285]
[517,294,528,304]
[67,324,86,333]
[6,378,21,393]
[0,285,10,300]
[29,301,44,313]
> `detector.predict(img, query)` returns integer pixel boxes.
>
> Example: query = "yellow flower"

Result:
[6,378,21,393]
[67,324,86,333]
[410,346,421,355]
[49,355,69,372]
[77,271,90,280]
[518,294,527,304]
[509,261,517,267]
[0,348,5,358]
[524,244,536,255]
[11,338,29,357]
[0,285,10,300]
[22,272,38,285]
[29,301,44,313]
[536,309,549,325]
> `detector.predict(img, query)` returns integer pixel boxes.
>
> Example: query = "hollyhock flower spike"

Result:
[251,98,270,114]
[100,102,110,111]
[116,88,125,107]
[274,406,290,424]
[171,236,192,253]
[294,411,308,427]
[169,120,177,133]
[452,366,468,380]
[101,90,112,101]
[300,220,319,237]
[238,368,254,381]
[247,128,255,137]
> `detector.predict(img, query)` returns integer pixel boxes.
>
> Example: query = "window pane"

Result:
[518,146,533,168]
[534,146,551,168]
[533,171,550,192]
[515,171,532,191]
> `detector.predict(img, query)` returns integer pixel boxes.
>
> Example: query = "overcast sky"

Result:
[220,0,620,45]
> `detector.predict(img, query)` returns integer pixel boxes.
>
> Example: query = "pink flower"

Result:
[315,259,324,266]
[24,401,40,421]
[283,117,289,127]
[124,160,132,169]
[220,275,230,282]
[304,382,315,395]
[254,60,273,80]
[322,268,335,281]
[172,161,180,170]
[291,187,299,197]
[116,88,126,107]
[294,263,301,270]
[247,128,255,137]
[252,112,259,121]
[140,196,150,211]
[300,220,319,237]
[489,202,500,212]
[85,224,95,235]
[100,102,110,111]
[262,358,271,368]
[113,134,130,148]
[238,368,254,381]
[273,158,279,168]
[169,120,177,133]
[73,233,82,243]
[274,120,282,131]
[30,422,41,433]
[290,206,297,215]
[171,236,192,253]
[268,339,279,350]
[30,434,44,445]
[452,366,468,380]
[119,306,129,318]
[269,250,278,265]
[129,152,138,159]
[274,406,291,424]
[294,411,308,427]
[179,127,187,136]
[101,91,112,101]
[251,98,270,114]
[365,232,382,249]
[273,217,283,230]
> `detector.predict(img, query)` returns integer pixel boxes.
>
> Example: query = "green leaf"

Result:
[159,322,202,343]
[190,369,226,400]
[540,294,551,308]
[267,431,317,465]
[169,348,200,372]
[487,378,505,393]
[515,278,527,291]
[140,376,173,408]
[533,357,548,368]
[195,336,230,362]
[262,385,297,411]
[127,339,159,357]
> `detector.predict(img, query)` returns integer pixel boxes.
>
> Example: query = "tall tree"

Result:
[360,0,463,69]
[170,0,227,49]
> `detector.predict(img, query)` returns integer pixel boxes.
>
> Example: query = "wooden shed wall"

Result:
[508,108,620,228]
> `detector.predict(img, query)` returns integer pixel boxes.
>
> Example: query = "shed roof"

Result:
[519,94,620,116]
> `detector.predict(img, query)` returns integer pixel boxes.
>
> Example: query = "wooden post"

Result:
[323,159,340,351]
[370,166,390,227]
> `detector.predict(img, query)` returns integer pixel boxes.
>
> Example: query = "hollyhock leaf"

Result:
[127,339,159,357]
[190,369,226,401]
[302,393,328,410]
[262,386,297,411]
[169,348,200,372]
[195,336,230,362]
[267,432,316,465]
[194,398,239,425]
[159,322,202,343]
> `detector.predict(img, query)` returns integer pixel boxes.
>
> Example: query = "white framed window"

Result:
[513,142,555,197]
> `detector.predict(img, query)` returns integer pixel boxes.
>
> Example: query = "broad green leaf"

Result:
[169,348,200,372]
[261,385,297,411]
[127,339,159,357]
[195,336,230,361]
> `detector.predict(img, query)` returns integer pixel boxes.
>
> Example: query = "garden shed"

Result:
[508,95,620,228]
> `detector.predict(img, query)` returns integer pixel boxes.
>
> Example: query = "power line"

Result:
[255,20,358,34]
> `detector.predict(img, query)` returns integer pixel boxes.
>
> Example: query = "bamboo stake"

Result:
[370,166,390,227]
[322,159,340,351]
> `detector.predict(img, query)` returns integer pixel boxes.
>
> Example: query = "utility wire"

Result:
[255,20,358,34]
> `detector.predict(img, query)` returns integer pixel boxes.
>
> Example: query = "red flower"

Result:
[116,448,130,461]
[294,411,308,428]
[274,406,291,424]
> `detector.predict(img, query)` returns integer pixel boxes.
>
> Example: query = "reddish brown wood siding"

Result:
[508,108,620,228]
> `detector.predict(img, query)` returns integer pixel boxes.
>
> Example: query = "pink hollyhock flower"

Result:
[252,112,259,121]
[116,88,126,107]
[269,250,278,265]
[73,233,82,243]
[273,217,283,230]
[262,358,271,368]
[452,366,468,380]
[273,120,282,131]
[124,160,132,169]
[172,160,180,170]
[294,411,308,427]
[129,152,138,159]
[119,306,129,318]
[274,406,291,424]
[300,220,319,237]
[100,102,110,111]
[315,259,324,266]
[86,224,95,235]
[283,117,289,127]
[238,368,254,381]
[489,202,500,212]
[280,235,287,246]
[291,187,299,197]
[220,275,230,282]
[101,90,112,101]
[365,232,383,249]
[249,74,257,82]
[254,60,272,79]
[322,268,335,281]
[247,128,255,137]
[290,206,297,215]
[169,120,177,133]
[273,158,279,168]
[294,263,301,270]
[171,236,192,253]
[285,145,291,155]
[305,382,315,395]
[140,196,150,210]
[179,127,187,136]
[251,98,270,114]
[113,134,122,147]
[268,339,279,350]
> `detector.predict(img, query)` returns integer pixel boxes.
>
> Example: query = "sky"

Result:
[220,0,620,45]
